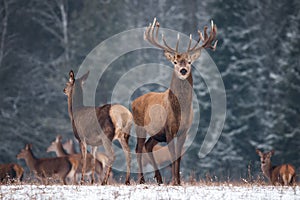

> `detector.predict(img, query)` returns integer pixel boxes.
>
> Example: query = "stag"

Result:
[64,70,132,185]
[132,18,217,185]
[256,149,296,186]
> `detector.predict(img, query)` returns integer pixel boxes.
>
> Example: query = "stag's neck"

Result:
[169,72,193,110]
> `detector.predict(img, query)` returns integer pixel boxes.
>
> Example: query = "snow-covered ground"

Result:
[0,184,299,200]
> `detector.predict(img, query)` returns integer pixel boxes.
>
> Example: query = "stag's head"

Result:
[144,18,218,80]
[256,149,274,166]
[63,70,89,98]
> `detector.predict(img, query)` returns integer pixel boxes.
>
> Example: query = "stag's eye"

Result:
[173,61,177,65]
[188,61,191,64]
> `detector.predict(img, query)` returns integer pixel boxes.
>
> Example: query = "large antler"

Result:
[187,20,218,52]
[144,17,180,53]
[144,18,218,53]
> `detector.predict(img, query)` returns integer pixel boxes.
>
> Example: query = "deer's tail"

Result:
[280,164,295,186]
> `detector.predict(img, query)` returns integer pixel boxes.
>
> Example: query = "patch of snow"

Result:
[0,184,299,200]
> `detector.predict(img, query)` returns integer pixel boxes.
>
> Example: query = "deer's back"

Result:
[34,157,71,176]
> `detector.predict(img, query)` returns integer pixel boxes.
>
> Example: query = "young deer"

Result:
[132,18,217,185]
[62,139,76,154]
[17,144,78,185]
[0,163,24,184]
[256,149,296,186]
[47,135,104,183]
[61,137,109,172]
[64,70,133,185]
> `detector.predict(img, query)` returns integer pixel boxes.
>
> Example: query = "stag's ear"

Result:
[164,51,174,62]
[79,71,90,85]
[270,150,275,155]
[69,70,75,83]
[190,50,201,62]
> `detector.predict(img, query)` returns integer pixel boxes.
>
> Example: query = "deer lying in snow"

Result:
[47,135,104,183]
[256,149,296,186]
[0,163,24,184]
[17,144,78,185]
[64,70,133,185]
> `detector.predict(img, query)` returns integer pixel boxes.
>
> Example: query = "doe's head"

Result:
[63,70,89,97]
[256,149,275,166]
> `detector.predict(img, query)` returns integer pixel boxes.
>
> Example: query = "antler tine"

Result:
[175,33,180,52]
[187,34,192,51]
[144,18,177,53]
[188,20,218,52]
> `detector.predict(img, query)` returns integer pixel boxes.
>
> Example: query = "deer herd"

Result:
[0,18,297,186]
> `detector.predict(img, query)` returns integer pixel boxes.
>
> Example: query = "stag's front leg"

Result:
[174,132,187,185]
[145,137,162,185]
[167,134,176,185]
[135,126,146,184]
[119,134,131,185]
[80,141,87,184]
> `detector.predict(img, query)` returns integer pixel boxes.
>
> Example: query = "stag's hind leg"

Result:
[145,137,162,185]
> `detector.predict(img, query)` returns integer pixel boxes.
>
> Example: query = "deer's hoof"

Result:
[139,177,145,184]
[101,181,107,185]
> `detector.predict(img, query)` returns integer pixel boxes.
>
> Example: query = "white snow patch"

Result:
[0,184,299,200]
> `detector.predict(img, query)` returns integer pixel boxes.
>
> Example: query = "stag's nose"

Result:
[180,68,187,75]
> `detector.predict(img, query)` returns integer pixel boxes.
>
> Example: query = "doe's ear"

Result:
[69,70,75,83]
[270,150,275,155]
[164,51,174,61]
[26,144,32,150]
[56,135,62,142]
[190,50,201,62]
[79,71,90,85]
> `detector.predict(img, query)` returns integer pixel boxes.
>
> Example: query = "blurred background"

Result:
[0,0,299,182]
